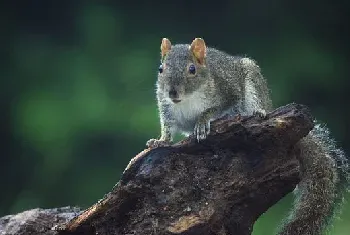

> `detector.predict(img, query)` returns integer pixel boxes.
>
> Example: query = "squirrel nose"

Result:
[169,89,178,99]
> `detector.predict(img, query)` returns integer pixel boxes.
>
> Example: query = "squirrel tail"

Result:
[278,122,349,235]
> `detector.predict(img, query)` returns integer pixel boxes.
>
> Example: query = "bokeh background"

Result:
[1,0,349,234]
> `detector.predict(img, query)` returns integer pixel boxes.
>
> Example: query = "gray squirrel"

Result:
[146,38,349,235]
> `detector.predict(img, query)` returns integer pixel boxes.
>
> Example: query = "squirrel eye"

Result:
[188,64,196,74]
[158,64,163,73]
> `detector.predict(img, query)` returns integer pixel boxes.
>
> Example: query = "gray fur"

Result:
[149,44,272,144]
[147,40,349,235]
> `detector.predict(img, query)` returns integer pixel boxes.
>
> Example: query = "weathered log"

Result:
[0,103,314,235]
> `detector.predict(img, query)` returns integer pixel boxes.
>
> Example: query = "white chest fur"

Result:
[169,90,211,132]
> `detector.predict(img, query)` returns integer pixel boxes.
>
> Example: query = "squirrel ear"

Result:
[190,38,206,65]
[161,38,172,60]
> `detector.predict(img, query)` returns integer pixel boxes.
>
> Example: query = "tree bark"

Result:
[0,103,314,235]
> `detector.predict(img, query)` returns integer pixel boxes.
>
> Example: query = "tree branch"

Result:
[0,103,314,235]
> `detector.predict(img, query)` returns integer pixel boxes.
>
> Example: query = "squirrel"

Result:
[146,37,349,234]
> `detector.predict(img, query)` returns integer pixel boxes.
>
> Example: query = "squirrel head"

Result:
[157,38,210,104]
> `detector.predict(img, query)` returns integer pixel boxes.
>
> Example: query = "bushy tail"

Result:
[278,123,349,235]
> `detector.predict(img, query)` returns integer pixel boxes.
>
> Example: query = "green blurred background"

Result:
[1,1,349,234]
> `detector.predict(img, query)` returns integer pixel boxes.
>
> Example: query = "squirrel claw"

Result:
[233,114,242,122]
[194,120,210,142]
[146,139,171,149]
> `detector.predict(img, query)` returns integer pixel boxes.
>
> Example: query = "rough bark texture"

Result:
[0,103,314,235]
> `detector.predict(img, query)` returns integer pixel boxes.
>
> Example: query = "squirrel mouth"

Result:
[171,99,181,103]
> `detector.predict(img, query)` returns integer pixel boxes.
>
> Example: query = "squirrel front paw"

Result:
[194,118,211,142]
[146,138,171,148]
[253,109,268,119]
